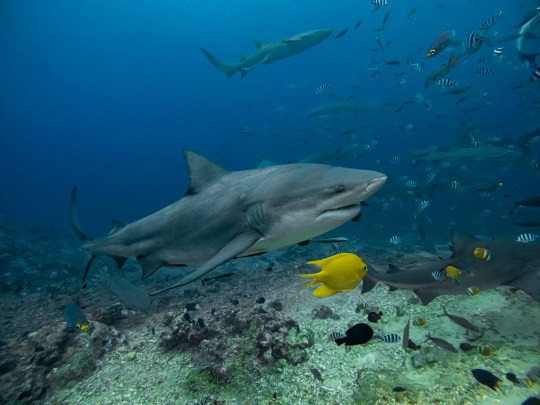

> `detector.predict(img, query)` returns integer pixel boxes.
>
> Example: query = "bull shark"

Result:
[200,29,332,78]
[410,144,524,165]
[71,150,386,295]
[516,8,540,65]
[361,231,540,305]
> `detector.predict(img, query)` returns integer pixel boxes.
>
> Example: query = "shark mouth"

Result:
[319,204,360,218]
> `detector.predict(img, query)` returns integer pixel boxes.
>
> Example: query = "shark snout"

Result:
[366,174,387,194]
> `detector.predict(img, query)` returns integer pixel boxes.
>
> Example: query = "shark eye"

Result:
[336,185,346,193]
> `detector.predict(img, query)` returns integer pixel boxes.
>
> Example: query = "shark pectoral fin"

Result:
[112,256,128,269]
[449,230,479,255]
[360,275,377,294]
[138,255,165,279]
[149,233,260,296]
[109,219,125,235]
[413,290,439,306]
[313,285,338,297]
[506,272,540,302]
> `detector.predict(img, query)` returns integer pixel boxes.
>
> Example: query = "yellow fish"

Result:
[299,253,368,297]
[445,265,462,285]
[75,323,89,331]
[473,247,491,261]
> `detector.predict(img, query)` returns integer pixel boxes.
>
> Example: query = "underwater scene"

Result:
[1,0,540,403]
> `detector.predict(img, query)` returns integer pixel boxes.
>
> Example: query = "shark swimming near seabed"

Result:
[70,150,386,295]
[200,29,333,78]
[516,8,540,65]
[361,230,540,305]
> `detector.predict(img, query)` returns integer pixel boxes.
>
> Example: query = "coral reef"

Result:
[160,304,313,382]
[0,320,122,402]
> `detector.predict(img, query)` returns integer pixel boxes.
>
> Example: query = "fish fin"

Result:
[361,274,377,294]
[199,47,239,78]
[111,256,128,269]
[334,336,346,346]
[299,278,319,289]
[183,150,227,195]
[307,253,342,268]
[138,255,165,279]
[449,230,478,255]
[150,232,260,295]
[253,39,265,50]
[387,264,402,274]
[506,272,540,302]
[413,290,439,305]
[313,285,338,297]
[69,187,92,242]
[108,219,125,235]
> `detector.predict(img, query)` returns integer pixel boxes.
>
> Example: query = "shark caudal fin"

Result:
[200,48,240,78]
[70,187,128,289]
[70,187,92,242]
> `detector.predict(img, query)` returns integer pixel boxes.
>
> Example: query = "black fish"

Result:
[426,333,457,353]
[471,369,502,391]
[335,323,374,346]
[393,386,407,392]
[522,397,540,405]
[354,19,364,29]
[334,28,349,40]
[367,311,383,323]
[506,372,519,384]
[460,342,475,352]
[311,368,323,382]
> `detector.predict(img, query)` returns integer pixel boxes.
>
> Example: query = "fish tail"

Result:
[200,48,240,78]
[297,274,319,289]
[70,187,92,242]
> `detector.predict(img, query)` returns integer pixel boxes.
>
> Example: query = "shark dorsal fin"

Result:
[183,150,226,195]
[253,39,265,50]
[387,264,402,274]
[450,230,479,255]
[109,219,125,235]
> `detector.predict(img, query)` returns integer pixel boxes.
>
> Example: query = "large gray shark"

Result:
[71,150,386,295]
[200,29,333,78]
[361,231,540,305]
[516,9,540,65]
[410,144,524,165]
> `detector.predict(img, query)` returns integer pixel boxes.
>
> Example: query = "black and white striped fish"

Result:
[464,29,484,56]
[476,68,493,77]
[493,47,504,57]
[382,333,401,343]
[249,262,259,271]
[372,0,388,8]
[480,10,504,31]
[315,83,331,95]
[432,269,446,281]
[329,332,346,341]
[437,78,458,87]
[331,313,342,320]
[516,233,539,243]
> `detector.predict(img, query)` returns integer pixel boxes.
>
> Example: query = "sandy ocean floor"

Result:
[39,241,540,405]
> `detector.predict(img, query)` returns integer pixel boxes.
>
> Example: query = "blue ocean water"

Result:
[1,0,540,403]
[1,0,537,237]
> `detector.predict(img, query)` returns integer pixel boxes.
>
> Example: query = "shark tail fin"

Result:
[70,187,92,242]
[200,48,239,78]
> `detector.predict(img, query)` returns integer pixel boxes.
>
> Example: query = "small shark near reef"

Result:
[71,150,386,295]
[200,29,333,78]
[361,231,540,305]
